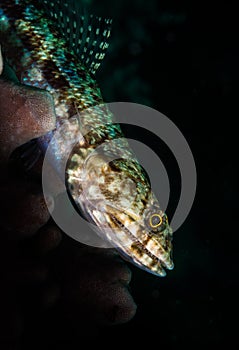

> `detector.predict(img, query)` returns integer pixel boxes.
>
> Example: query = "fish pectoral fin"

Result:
[42,0,112,75]
[10,139,41,171]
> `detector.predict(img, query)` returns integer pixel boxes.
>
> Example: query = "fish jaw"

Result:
[105,206,174,276]
[76,200,174,277]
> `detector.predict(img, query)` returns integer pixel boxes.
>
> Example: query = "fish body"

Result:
[0,0,174,276]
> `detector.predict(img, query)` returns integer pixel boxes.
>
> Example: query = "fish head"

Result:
[97,195,174,277]
[67,153,174,276]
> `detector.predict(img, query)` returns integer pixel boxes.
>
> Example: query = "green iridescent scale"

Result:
[0,0,112,119]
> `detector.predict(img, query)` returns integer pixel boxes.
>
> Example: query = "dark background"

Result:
[95,0,238,345]
[1,0,238,347]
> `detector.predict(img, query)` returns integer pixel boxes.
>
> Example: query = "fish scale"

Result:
[0,0,174,276]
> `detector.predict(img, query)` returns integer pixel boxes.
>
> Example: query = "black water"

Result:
[88,0,238,345]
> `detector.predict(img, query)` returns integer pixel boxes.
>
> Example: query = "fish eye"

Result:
[149,213,163,228]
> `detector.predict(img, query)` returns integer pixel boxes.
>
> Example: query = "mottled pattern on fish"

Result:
[0,0,174,276]
[0,0,110,119]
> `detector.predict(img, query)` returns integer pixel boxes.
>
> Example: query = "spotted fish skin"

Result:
[0,0,111,120]
[0,0,174,276]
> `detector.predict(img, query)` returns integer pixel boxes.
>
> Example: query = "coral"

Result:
[0,79,56,163]
[0,53,136,346]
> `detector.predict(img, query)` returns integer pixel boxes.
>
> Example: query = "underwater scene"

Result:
[0,0,238,348]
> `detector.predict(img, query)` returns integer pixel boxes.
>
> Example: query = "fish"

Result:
[0,0,174,276]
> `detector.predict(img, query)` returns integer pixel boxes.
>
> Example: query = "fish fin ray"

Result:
[11,139,41,171]
[42,0,112,74]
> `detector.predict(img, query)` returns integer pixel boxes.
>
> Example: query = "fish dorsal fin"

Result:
[42,0,112,75]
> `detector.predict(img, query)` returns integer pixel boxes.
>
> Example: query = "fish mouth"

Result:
[108,212,174,276]
[70,197,174,276]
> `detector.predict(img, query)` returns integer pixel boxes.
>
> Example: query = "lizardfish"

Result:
[0,0,174,276]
